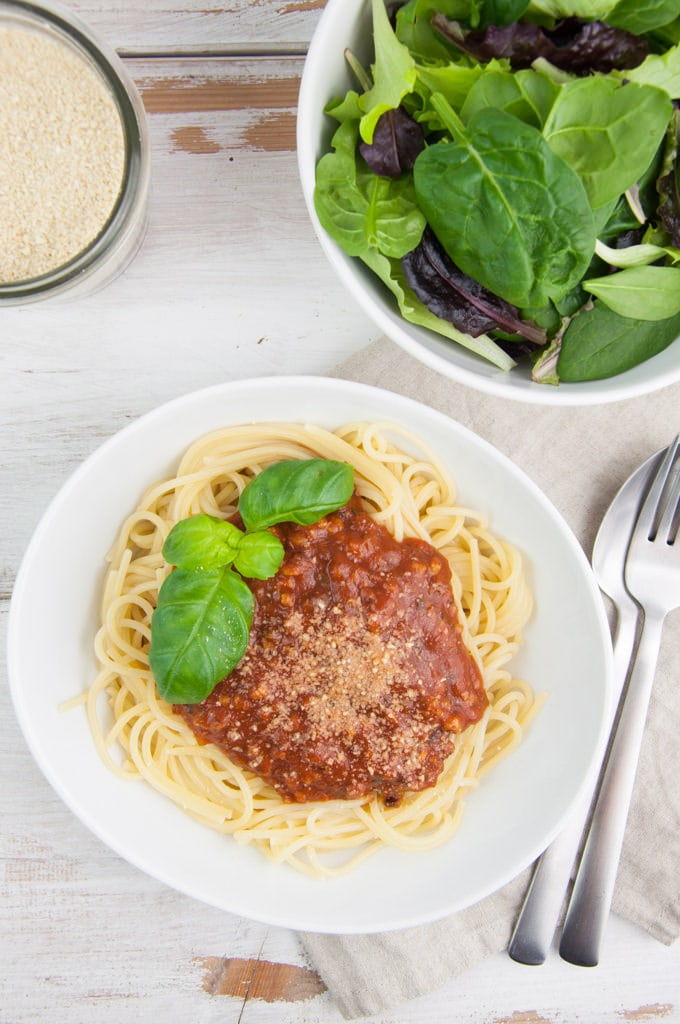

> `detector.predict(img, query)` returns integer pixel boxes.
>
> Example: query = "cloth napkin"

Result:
[299,337,680,1019]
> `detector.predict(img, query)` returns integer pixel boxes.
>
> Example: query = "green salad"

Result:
[313,0,680,384]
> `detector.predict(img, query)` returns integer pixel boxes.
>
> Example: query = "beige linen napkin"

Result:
[300,338,680,1019]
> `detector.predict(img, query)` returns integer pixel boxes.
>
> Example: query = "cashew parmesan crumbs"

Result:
[0,23,126,283]
[178,497,488,806]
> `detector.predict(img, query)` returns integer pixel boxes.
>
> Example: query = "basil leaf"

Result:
[413,99,596,307]
[162,514,243,570]
[149,567,254,704]
[239,459,354,532]
[233,530,285,580]
[543,78,672,209]
[583,266,680,320]
[557,301,680,381]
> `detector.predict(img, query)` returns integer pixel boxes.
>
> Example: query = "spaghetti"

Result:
[83,421,537,876]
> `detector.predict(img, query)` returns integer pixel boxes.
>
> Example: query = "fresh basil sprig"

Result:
[148,458,354,704]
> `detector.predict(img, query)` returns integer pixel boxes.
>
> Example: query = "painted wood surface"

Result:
[69,0,326,53]
[1,3,679,1022]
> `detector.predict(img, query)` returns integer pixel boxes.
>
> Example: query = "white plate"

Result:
[8,377,613,933]
[296,0,680,405]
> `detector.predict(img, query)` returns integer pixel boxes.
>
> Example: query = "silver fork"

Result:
[508,452,649,965]
[559,435,680,967]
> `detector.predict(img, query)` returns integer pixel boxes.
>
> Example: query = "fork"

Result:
[559,435,680,967]
[508,451,655,965]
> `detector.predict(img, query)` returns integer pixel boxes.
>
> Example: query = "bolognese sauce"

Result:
[177,496,487,806]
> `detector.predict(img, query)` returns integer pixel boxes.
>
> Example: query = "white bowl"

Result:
[296,0,680,405]
[8,377,613,933]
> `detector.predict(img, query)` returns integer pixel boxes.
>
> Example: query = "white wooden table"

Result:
[1,3,678,1021]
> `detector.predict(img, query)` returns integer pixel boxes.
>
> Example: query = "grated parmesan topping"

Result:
[0,23,126,283]
[178,500,487,805]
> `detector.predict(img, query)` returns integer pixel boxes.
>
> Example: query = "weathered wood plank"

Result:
[66,0,327,53]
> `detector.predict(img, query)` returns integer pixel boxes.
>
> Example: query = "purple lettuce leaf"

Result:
[401,228,547,343]
[358,107,426,178]
[431,14,649,74]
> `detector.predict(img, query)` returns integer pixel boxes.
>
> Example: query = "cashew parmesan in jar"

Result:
[0,20,126,284]
[0,2,149,305]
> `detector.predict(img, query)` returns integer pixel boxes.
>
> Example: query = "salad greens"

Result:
[313,0,680,383]
[148,458,354,704]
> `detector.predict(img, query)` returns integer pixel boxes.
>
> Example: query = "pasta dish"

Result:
[81,421,537,876]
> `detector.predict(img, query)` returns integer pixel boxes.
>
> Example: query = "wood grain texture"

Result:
[197,955,326,1001]
[67,0,327,53]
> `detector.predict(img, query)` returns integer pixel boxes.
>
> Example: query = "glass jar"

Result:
[0,0,150,303]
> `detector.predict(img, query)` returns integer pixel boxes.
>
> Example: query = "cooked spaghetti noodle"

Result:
[82,421,537,876]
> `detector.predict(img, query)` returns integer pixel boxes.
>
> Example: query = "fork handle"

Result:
[558,611,665,967]
[508,599,638,965]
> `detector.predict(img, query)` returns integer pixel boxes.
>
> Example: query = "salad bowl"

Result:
[297,0,680,405]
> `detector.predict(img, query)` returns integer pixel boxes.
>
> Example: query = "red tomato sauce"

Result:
[177,497,487,805]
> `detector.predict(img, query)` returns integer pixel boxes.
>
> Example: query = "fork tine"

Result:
[656,438,680,544]
[635,435,680,543]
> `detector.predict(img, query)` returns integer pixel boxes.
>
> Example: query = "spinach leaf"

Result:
[149,568,254,704]
[477,0,530,29]
[606,0,680,35]
[460,66,559,129]
[314,120,426,258]
[413,97,596,307]
[583,266,680,319]
[543,78,672,209]
[239,459,355,532]
[557,301,680,380]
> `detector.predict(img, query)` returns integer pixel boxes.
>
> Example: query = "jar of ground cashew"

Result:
[0,0,150,303]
